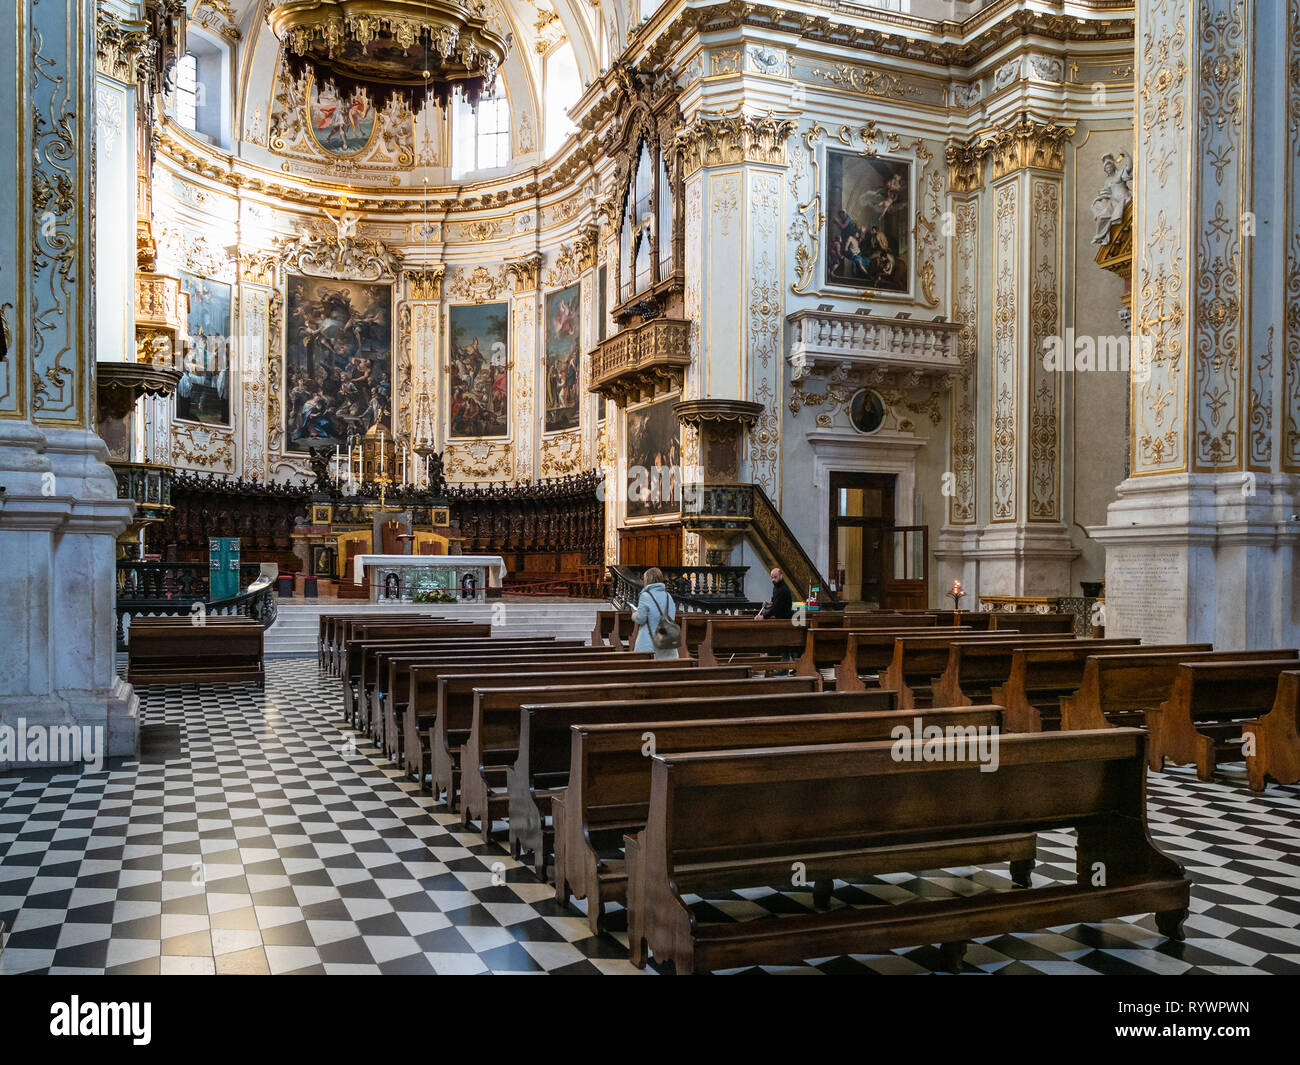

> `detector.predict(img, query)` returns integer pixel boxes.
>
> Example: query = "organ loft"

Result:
[0,0,1297,993]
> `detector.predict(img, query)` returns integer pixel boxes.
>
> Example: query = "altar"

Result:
[352,553,506,603]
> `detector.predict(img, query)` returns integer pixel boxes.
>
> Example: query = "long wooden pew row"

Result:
[1060,648,1300,732]
[319,612,442,671]
[368,640,590,752]
[337,618,489,678]
[552,702,1028,933]
[834,629,1028,692]
[994,643,1213,732]
[843,612,943,630]
[1148,659,1300,780]
[988,612,1076,634]
[626,729,1190,973]
[359,637,588,731]
[339,625,493,720]
[327,614,444,675]
[1243,671,1300,791]
[127,617,266,688]
[931,637,1142,709]
[837,629,1033,696]
[881,633,1115,709]
[401,652,656,781]
[797,626,968,681]
[521,688,903,882]
[454,672,814,829]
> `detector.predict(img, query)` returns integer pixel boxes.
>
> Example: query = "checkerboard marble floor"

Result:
[3,659,1300,975]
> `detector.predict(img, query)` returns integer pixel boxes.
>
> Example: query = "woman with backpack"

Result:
[629,567,681,659]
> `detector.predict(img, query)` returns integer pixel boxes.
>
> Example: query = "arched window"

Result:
[542,42,581,157]
[168,30,232,147]
[452,86,511,177]
[171,53,198,131]
[617,135,677,304]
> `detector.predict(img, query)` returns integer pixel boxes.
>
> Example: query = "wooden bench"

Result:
[127,618,265,688]
[319,612,439,671]
[1148,659,1300,779]
[401,652,654,781]
[994,643,1212,732]
[554,701,1016,932]
[456,672,813,831]
[881,633,1102,709]
[339,625,494,720]
[327,614,443,674]
[932,637,1141,709]
[1243,670,1300,791]
[626,729,1190,973]
[1060,648,1299,732]
[678,613,773,659]
[361,638,588,733]
[591,610,634,648]
[368,640,590,753]
[841,612,940,630]
[835,628,1010,692]
[988,612,1076,634]
[696,619,812,668]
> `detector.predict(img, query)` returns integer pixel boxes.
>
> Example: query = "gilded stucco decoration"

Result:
[674,111,797,179]
[948,198,979,524]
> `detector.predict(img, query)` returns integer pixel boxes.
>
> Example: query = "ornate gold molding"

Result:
[96,7,150,83]
[984,114,1075,179]
[674,111,798,179]
[574,223,601,272]
[945,139,985,193]
[404,266,446,301]
[446,265,509,303]
[238,251,278,287]
[810,64,923,100]
[277,226,403,280]
[505,252,543,292]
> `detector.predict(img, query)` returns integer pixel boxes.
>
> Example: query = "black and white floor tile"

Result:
[2,659,1299,975]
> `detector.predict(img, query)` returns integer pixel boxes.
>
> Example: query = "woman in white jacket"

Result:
[629,567,678,660]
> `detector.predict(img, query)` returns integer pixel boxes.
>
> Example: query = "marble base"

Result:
[0,422,138,770]
[935,523,1079,601]
[1089,473,1300,647]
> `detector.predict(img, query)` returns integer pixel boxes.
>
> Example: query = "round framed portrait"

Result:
[848,389,886,435]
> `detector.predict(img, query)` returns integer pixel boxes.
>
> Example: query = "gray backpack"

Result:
[647,590,681,651]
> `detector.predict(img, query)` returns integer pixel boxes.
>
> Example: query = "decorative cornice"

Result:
[404,266,446,301]
[674,110,798,178]
[277,227,404,281]
[574,224,601,272]
[673,398,765,428]
[945,139,986,194]
[237,250,278,287]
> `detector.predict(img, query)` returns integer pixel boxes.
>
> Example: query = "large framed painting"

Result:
[447,302,509,439]
[284,274,393,451]
[308,78,377,157]
[177,272,232,425]
[543,284,581,433]
[824,150,912,296]
[625,394,681,519]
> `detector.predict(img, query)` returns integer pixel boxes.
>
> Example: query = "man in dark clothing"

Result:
[756,568,794,620]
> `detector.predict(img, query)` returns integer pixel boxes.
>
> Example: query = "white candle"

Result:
[401,447,407,485]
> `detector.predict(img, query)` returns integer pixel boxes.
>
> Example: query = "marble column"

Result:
[0,0,139,767]
[1091,0,1300,647]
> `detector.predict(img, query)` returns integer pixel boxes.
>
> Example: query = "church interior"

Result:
[0,0,1298,988]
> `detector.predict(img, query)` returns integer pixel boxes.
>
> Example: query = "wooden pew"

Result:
[696,619,810,668]
[369,640,589,753]
[1060,648,1299,732]
[1148,659,1300,779]
[366,642,590,743]
[678,613,775,659]
[882,633,1100,709]
[318,612,432,670]
[590,610,633,648]
[842,612,940,630]
[127,618,265,688]
[328,614,442,675]
[933,637,1142,709]
[455,672,813,830]
[554,701,1020,932]
[797,625,966,681]
[835,629,1014,692]
[339,625,493,720]
[400,652,654,781]
[988,613,1076,634]
[1243,670,1300,791]
[995,643,1212,732]
[626,729,1190,973]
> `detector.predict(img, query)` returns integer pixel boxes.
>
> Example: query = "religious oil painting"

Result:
[177,272,232,425]
[824,150,912,295]
[625,395,681,519]
[284,274,393,452]
[308,79,377,156]
[543,284,581,433]
[448,302,510,439]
